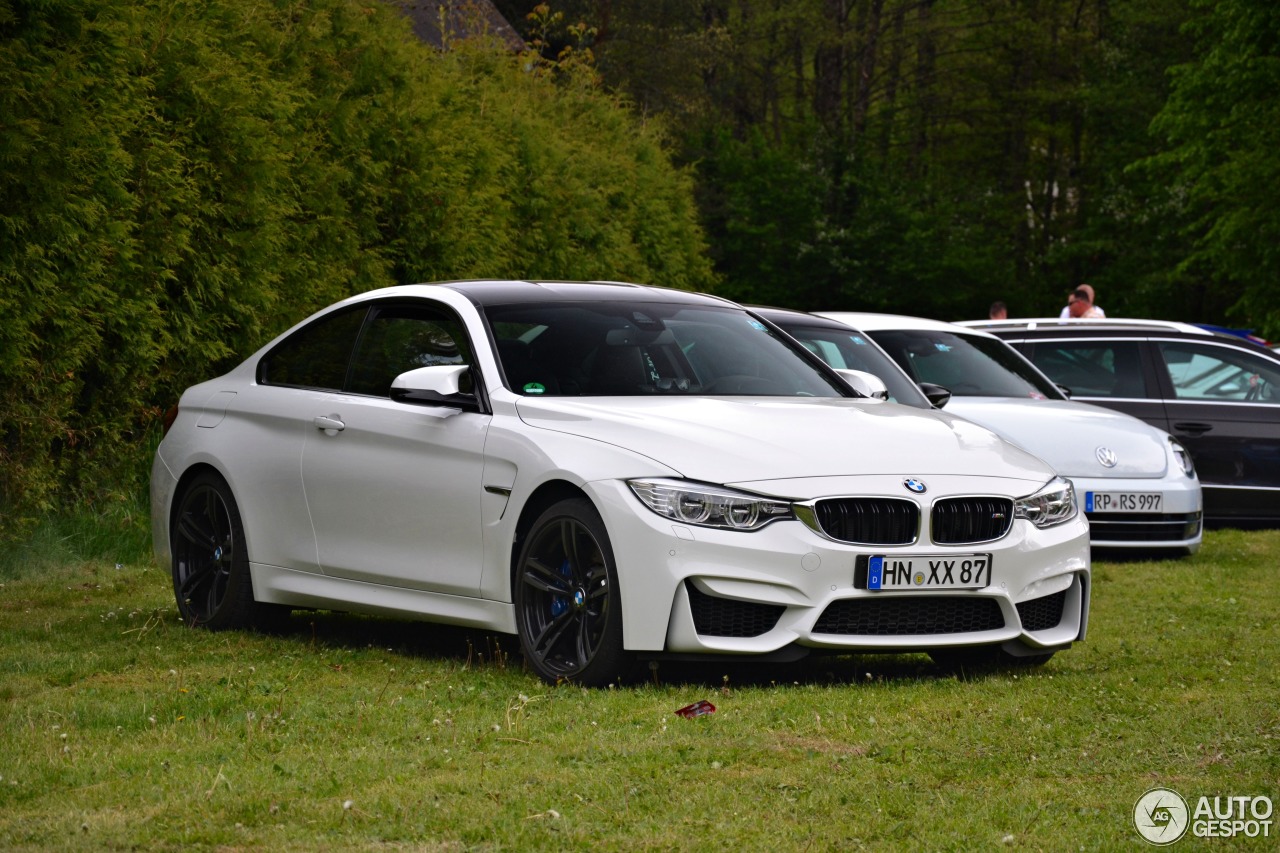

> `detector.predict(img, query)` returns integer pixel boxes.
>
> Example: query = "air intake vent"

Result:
[813,498,919,545]
[1084,512,1201,543]
[1016,590,1067,632]
[687,582,785,638]
[932,497,1014,544]
[813,596,1005,635]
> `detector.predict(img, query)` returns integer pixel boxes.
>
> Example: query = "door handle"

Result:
[1172,422,1213,436]
[313,415,345,433]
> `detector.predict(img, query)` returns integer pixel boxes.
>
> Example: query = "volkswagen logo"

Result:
[903,478,927,494]
[1096,446,1119,468]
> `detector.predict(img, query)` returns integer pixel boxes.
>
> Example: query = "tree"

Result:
[497,1,1208,323]
[1142,0,1280,338]
[0,0,714,533]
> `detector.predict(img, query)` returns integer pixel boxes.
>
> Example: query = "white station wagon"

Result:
[151,281,1091,684]
[805,311,1203,555]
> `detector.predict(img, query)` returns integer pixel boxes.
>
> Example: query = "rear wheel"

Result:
[514,498,630,685]
[171,471,280,630]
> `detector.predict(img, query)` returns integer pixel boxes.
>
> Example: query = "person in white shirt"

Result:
[1066,287,1104,318]
[1060,283,1105,318]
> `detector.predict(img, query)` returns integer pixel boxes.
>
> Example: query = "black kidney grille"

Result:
[814,498,919,545]
[932,497,1015,544]
[1016,590,1067,632]
[687,581,786,638]
[813,596,1005,636]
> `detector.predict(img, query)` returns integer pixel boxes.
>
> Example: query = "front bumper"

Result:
[1068,473,1202,553]
[588,478,1091,657]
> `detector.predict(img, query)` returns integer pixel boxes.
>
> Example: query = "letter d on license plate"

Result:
[867,554,992,590]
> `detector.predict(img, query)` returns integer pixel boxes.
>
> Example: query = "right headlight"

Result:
[628,479,794,531]
[1170,438,1196,478]
[1014,477,1077,529]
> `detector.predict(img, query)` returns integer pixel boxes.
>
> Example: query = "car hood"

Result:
[941,397,1170,478]
[513,396,1053,487]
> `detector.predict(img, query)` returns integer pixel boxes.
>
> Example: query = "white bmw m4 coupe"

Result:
[151,281,1091,684]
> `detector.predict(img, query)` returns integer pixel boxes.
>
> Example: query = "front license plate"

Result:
[866,554,992,590]
[1085,492,1162,513]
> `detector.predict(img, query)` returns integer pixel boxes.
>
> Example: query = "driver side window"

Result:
[347,303,472,397]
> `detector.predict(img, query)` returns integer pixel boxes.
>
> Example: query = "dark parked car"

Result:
[962,318,1280,526]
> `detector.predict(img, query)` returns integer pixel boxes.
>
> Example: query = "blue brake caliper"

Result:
[550,557,573,617]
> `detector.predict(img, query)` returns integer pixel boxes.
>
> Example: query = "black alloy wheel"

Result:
[170,471,264,630]
[515,498,629,685]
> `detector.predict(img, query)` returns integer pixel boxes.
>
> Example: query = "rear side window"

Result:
[259,306,367,390]
[1159,341,1280,402]
[1026,340,1148,398]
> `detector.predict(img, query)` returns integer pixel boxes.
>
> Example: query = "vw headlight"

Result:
[1170,438,1196,478]
[1014,477,1077,529]
[628,479,794,531]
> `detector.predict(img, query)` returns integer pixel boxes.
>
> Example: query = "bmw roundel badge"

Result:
[903,478,927,494]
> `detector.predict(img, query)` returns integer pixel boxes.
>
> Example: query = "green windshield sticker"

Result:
[523,382,546,395]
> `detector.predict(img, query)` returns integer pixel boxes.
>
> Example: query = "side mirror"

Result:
[390,365,480,411]
[917,382,952,409]
[1056,383,1073,399]
[836,369,889,401]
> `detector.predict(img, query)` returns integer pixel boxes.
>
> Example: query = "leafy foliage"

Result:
[1144,0,1280,335]
[0,0,713,534]
[502,1,1247,325]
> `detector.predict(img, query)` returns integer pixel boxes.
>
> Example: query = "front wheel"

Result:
[170,471,280,631]
[514,498,630,685]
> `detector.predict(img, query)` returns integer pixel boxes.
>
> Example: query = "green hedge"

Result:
[0,0,715,536]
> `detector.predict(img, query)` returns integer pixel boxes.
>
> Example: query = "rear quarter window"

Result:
[258,306,367,390]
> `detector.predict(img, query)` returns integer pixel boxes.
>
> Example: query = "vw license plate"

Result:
[1086,492,1162,513]
[867,554,991,590]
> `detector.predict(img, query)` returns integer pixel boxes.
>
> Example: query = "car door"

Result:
[251,304,371,573]
[1151,337,1280,519]
[300,299,492,595]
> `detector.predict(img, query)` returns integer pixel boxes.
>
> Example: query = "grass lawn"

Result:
[1,529,1277,850]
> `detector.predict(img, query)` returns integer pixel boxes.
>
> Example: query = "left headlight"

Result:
[628,479,794,531]
[1170,438,1196,478]
[1014,477,1077,529]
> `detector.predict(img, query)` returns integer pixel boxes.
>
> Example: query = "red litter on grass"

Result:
[674,700,716,718]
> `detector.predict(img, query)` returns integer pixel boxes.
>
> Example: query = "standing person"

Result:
[989,300,1008,320]
[1060,283,1106,318]
[1066,287,1104,318]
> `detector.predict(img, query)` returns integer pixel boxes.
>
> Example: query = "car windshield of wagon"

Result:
[483,302,847,398]
[869,329,1064,399]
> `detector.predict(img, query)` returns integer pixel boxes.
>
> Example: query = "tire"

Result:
[170,471,280,631]
[929,646,1055,672]
[514,498,630,686]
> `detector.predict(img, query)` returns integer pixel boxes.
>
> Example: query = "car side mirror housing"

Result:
[1056,383,1073,399]
[836,369,890,401]
[917,382,952,409]
[390,365,480,411]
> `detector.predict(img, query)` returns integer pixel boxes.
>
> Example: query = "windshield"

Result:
[868,329,1064,399]
[765,319,931,408]
[483,302,847,398]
